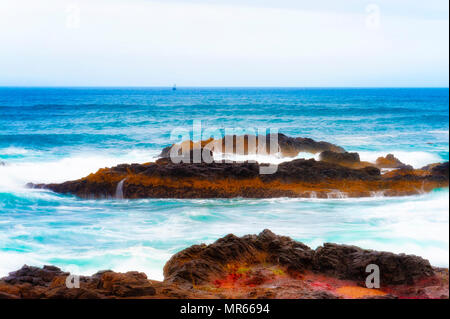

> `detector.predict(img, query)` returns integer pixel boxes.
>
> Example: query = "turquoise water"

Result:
[0,88,448,279]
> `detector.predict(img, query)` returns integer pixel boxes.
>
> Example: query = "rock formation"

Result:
[160,133,345,159]
[319,151,363,168]
[26,134,449,199]
[29,158,449,199]
[1,230,448,299]
[375,154,412,170]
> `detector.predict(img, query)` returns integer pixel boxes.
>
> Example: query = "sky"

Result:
[0,0,448,87]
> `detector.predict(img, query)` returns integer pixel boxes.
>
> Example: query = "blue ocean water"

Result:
[0,88,448,279]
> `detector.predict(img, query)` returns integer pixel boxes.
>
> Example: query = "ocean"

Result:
[0,87,448,280]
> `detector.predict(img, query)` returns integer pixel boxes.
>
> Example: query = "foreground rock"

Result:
[1,230,447,299]
[29,158,449,199]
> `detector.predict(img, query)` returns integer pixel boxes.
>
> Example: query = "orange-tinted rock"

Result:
[319,151,362,167]
[29,159,448,199]
[163,229,314,286]
[376,154,412,169]
[98,271,156,297]
[165,229,435,287]
[160,133,345,159]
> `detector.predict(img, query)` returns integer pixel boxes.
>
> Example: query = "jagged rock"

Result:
[319,151,361,166]
[160,133,345,159]
[430,162,449,178]
[3,265,69,286]
[98,271,156,297]
[164,230,434,287]
[312,243,434,285]
[376,154,412,169]
[30,156,449,199]
[27,132,448,199]
[164,229,314,286]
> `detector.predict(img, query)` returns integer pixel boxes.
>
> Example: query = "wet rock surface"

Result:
[29,158,448,199]
[163,229,314,286]
[3,265,69,286]
[160,133,345,159]
[319,151,361,166]
[1,230,447,299]
[312,243,434,285]
[165,229,435,287]
[375,154,412,169]
[430,162,449,178]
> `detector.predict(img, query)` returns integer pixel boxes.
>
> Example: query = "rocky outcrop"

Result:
[2,265,69,286]
[29,158,449,199]
[25,132,449,199]
[429,162,449,178]
[160,133,345,159]
[319,151,362,167]
[312,243,434,285]
[318,151,415,170]
[375,154,412,169]
[1,230,447,299]
[164,229,434,287]
[163,229,314,286]
[0,266,160,299]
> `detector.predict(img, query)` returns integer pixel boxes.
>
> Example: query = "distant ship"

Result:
[172,84,177,91]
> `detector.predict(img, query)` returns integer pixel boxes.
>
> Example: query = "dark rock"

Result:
[165,230,435,287]
[98,271,156,297]
[46,287,103,299]
[4,265,69,286]
[276,133,346,156]
[159,133,345,159]
[319,151,360,165]
[430,162,449,178]
[31,159,388,199]
[163,147,214,164]
[164,230,434,287]
[361,166,381,176]
[164,229,314,286]
[312,243,434,285]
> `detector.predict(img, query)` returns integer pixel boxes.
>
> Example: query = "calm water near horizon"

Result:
[0,87,448,279]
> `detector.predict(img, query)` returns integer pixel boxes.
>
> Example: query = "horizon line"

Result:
[0,86,449,89]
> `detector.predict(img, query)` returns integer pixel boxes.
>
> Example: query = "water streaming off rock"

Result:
[115,179,126,199]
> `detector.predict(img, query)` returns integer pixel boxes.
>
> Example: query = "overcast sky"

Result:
[0,0,448,87]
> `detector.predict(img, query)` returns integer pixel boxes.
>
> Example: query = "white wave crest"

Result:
[0,149,159,191]
[358,150,443,169]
